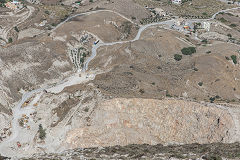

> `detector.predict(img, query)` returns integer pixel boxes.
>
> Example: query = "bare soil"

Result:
[89,27,240,103]
[54,11,138,43]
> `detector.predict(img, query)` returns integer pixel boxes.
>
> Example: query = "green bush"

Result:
[209,97,215,103]
[14,26,19,32]
[166,90,172,97]
[231,55,237,64]
[201,39,208,44]
[38,124,46,140]
[80,57,84,63]
[227,33,232,37]
[181,47,196,55]
[202,12,208,16]
[174,54,182,61]
[44,10,50,15]
[230,24,237,27]
[8,37,12,43]
[198,82,203,86]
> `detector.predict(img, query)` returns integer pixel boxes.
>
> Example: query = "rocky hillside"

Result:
[1,0,240,159]
[14,142,240,160]
[65,98,237,148]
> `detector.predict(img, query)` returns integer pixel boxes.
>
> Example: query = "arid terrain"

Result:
[1,0,240,159]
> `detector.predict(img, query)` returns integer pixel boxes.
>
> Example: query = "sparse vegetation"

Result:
[38,124,46,140]
[2,2,240,158]
[44,10,50,15]
[193,67,198,71]
[0,0,6,7]
[202,12,208,16]
[227,34,232,38]
[166,90,172,97]
[202,155,223,160]
[226,12,234,16]
[209,95,221,103]
[120,21,132,38]
[219,17,227,23]
[84,107,89,112]
[131,16,136,20]
[26,143,240,159]
[18,118,24,127]
[139,89,145,94]
[201,39,208,44]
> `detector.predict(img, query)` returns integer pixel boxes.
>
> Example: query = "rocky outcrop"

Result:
[65,98,235,149]
[26,143,240,160]
[199,32,228,41]
[0,41,73,109]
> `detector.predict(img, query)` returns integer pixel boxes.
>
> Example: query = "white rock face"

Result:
[199,32,228,41]
[65,98,236,149]
[0,113,11,142]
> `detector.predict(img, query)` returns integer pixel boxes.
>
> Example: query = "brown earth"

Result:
[215,10,240,40]
[0,37,73,111]
[53,11,138,43]
[135,0,235,18]
[89,27,240,103]
[75,0,150,23]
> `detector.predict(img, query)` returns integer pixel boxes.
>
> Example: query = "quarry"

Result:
[1,0,240,159]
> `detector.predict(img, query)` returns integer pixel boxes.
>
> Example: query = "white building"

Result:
[172,0,182,5]
[12,0,20,4]
[202,22,211,31]
[174,18,185,26]
[154,8,167,16]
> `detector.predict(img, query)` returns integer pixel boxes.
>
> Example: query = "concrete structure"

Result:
[172,0,182,5]
[5,0,22,10]
[202,22,211,31]
[154,8,167,16]
[12,0,20,4]
[5,2,17,10]
[174,18,185,26]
